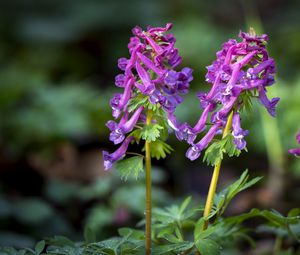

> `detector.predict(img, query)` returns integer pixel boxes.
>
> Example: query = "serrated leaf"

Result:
[129,129,142,142]
[224,135,241,157]
[148,101,159,111]
[150,140,173,160]
[203,135,243,166]
[141,124,163,142]
[152,241,194,255]
[115,156,144,181]
[86,238,122,254]
[195,238,220,255]
[239,90,253,112]
[127,94,148,112]
[203,139,226,166]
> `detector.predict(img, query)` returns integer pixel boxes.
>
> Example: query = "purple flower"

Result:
[171,103,215,145]
[175,123,196,144]
[103,136,134,170]
[193,103,215,133]
[164,70,178,87]
[289,148,300,157]
[109,106,144,144]
[186,123,221,161]
[181,30,278,160]
[110,77,134,118]
[123,23,193,111]
[239,30,268,46]
[115,74,125,87]
[232,113,248,150]
[135,61,155,94]
[104,23,192,169]
[289,132,300,157]
[186,145,201,161]
[118,58,128,71]
[258,87,280,117]
[136,52,165,76]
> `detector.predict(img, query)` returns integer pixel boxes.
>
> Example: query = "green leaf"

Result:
[195,238,220,255]
[84,205,113,237]
[152,241,194,255]
[115,156,144,181]
[35,240,45,255]
[141,124,163,142]
[203,139,225,166]
[194,218,205,241]
[203,135,242,166]
[239,90,253,112]
[118,228,144,240]
[147,101,159,111]
[179,196,192,215]
[45,235,74,246]
[155,109,169,141]
[288,208,300,218]
[129,129,142,142]
[215,170,262,217]
[13,198,54,224]
[86,238,122,254]
[159,233,182,243]
[223,135,241,158]
[84,226,96,243]
[150,140,173,160]
[153,196,200,243]
[127,94,148,112]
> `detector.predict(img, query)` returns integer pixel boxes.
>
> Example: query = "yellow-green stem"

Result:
[145,109,153,255]
[273,235,283,254]
[203,111,234,229]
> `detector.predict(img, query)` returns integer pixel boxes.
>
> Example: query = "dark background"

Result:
[0,0,299,250]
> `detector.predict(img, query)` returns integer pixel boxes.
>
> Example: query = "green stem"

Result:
[203,111,234,229]
[273,235,283,254]
[145,109,153,255]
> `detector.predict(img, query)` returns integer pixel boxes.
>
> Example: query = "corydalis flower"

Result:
[181,29,278,161]
[289,132,300,157]
[232,113,248,150]
[203,30,278,116]
[103,24,193,170]
[107,106,144,145]
[186,123,222,161]
[112,23,193,115]
[103,137,134,170]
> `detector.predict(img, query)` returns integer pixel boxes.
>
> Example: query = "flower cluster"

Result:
[169,30,278,161]
[103,23,193,170]
[289,132,300,157]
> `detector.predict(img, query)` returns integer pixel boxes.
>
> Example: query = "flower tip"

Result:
[102,151,113,170]
[186,146,201,161]
[166,23,173,30]
[296,133,300,144]
[269,97,280,117]
[288,148,300,157]
[132,26,143,36]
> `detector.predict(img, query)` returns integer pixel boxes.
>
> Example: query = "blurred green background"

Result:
[0,0,300,250]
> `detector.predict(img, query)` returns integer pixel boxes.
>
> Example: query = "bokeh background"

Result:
[0,0,300,251]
